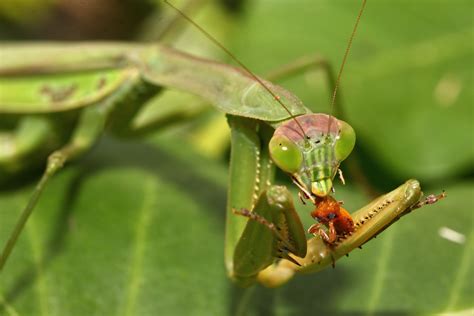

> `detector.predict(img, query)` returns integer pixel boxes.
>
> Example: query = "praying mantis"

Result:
[0,0,447,293]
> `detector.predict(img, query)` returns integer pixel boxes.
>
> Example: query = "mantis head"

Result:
[269,114,356,197]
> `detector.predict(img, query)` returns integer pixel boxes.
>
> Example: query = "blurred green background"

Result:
[0,0,472,315]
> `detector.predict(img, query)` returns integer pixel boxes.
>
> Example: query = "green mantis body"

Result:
[0,42,442,288]
[0,3,444,289]
[0,43,309,275]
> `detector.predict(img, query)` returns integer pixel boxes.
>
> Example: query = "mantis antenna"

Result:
[327,0,367,134]
[163,0,309,139]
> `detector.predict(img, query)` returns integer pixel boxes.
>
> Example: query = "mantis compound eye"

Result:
[334,120,356,162]
[269,134,303,174]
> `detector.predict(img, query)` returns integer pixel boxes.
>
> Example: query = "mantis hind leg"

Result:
[0,74,162,271]
[0,106,108,271]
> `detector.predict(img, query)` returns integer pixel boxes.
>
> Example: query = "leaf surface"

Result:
[0,135,471,315]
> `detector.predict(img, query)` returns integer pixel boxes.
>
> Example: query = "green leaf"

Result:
[0,136,228,315]
[0,135,472,315]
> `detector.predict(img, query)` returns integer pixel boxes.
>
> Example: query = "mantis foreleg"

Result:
[225,115,269,285]
[225,115,307,287]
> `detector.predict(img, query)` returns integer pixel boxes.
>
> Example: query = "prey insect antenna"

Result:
[164,0,309,140]
[327,0,367,134]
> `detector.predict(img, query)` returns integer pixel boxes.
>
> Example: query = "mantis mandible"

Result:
[0,0,444,288]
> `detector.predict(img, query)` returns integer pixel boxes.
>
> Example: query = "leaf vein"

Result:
[26,212,49,316]
[444,231,473,312]
[120,178,157,316]
[366,229,395,316]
